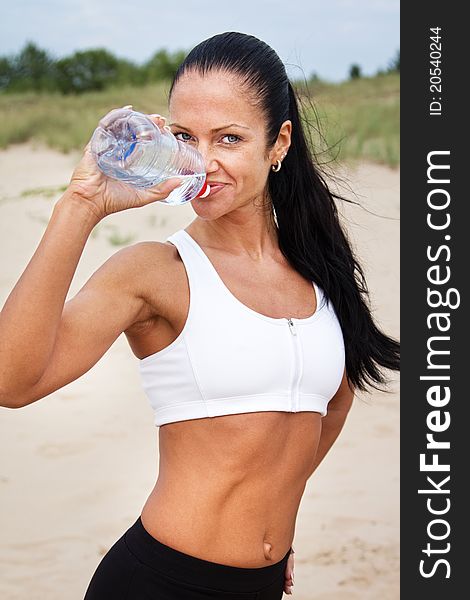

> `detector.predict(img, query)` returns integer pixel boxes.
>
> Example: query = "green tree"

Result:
[0,56,14,91]
[55,48,120,93]
[9,42,57,92]
[349,63,362,80]
[143,49,187,82]
[0,43,189,94]
[114,58,146,87]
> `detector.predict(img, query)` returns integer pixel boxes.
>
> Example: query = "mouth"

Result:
[206,184,225,198]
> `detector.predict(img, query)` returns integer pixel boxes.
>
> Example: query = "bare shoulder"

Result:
[120,239,184,330]
[104,240,170,290]
[127,239,182,294]
[129,238,180,266]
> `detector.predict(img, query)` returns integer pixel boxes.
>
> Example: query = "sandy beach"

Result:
[0,143,399,599]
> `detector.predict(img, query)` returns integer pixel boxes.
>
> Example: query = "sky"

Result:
[1,0,399,82]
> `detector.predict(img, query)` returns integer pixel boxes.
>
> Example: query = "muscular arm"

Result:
[0,192,161,409]
[311,368,355,474]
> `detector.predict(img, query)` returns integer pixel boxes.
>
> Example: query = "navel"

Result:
[263,540,273,560]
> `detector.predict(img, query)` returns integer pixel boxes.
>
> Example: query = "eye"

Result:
[173,131,242,145]
[174,132,193,142]
[222,134,241,144]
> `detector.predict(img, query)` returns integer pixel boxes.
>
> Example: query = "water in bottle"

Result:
[90,108,210,205]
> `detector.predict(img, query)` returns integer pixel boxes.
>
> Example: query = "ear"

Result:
[269,120,292,162]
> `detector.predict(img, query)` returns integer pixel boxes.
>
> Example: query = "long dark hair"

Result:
[168,32,400,394]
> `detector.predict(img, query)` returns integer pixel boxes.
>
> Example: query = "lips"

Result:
[207,184,225,198]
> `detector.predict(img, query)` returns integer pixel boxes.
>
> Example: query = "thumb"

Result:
[143,177,185,203]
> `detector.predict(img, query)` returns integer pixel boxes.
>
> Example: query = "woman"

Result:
[0,32,399,599]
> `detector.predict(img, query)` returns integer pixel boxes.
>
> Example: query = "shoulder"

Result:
[113,239,185,327]
[110,239,180,275]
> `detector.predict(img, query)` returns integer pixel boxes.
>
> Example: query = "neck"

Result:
[191,203,279,261]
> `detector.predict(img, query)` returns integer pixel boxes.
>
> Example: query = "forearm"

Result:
[0,192,100,397]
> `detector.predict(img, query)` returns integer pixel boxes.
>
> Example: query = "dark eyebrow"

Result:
[169,123,249,133]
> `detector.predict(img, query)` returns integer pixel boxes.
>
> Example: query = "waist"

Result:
[141,477,301,568]
[126,515,291,593]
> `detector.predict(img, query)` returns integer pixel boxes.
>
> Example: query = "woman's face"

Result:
[168,69,291,220]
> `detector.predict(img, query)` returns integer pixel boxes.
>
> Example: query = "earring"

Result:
[271,152,286,172]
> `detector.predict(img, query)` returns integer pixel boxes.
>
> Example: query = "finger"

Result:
[148,114,167,131]
[284,575,294,586]
[287,555,295,571]
[138,177,185,204]
[97,105,134,130]
[81,141,102,172]
[285,555,294,575]
[153,177,185,195]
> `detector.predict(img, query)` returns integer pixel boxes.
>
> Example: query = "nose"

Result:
[196,143,219,173]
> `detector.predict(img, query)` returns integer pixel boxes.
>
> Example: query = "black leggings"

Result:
[83,516,291,599]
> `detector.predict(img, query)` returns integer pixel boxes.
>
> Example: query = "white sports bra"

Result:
[138,229,345,427]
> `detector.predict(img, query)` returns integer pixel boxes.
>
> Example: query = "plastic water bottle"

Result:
[90,108,210,205]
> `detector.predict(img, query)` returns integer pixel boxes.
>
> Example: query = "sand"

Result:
[0,143,399,599]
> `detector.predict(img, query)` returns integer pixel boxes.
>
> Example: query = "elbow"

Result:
[0,389,25,409]
[0,375,44,408]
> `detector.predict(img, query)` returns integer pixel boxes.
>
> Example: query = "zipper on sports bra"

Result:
[287,318,297,336]
[287,318,302,411]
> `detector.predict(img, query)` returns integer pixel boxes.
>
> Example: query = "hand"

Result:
[66,106,184,221]
[284,548,295,595]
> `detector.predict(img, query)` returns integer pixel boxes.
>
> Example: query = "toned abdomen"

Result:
[141,410,322,568]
